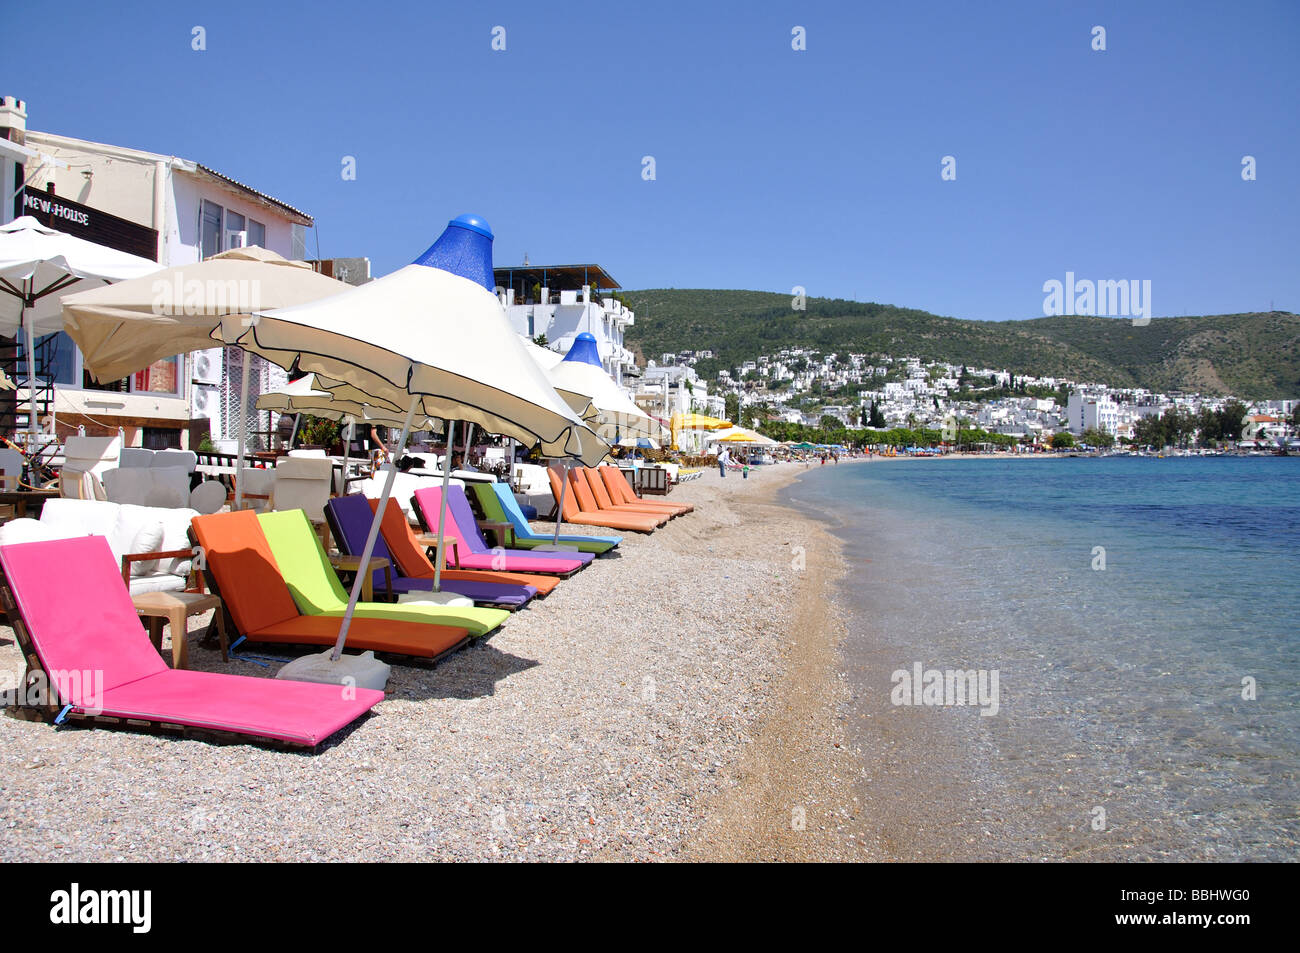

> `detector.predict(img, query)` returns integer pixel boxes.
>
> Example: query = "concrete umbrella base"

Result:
[276,650,391,691]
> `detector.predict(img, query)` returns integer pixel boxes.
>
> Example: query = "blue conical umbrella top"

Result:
[562,331,604,368]
[411,214,495,290]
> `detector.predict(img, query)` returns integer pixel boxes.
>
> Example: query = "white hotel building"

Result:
[492,264,638,385]
[1066,390,1120,436]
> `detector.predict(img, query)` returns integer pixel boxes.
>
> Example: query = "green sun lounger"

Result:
[471,482,621,555]
[258,509,509,638]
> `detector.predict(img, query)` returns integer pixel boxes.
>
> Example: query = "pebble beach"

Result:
[0,464,869,863]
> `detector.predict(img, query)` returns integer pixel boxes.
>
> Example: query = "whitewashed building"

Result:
[1,96,314,449]
[493,264,637,384]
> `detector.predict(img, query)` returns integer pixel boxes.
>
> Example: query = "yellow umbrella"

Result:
[712,426,776,446]
[669,412,731,451]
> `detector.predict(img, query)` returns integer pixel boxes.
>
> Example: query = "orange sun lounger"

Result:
[191,509,470,661]
[547,466,663,533]
[371,497,562,596]
[595,467,694,517]
[573,468,671,525]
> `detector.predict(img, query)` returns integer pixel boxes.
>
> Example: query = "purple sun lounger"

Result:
[325,493,537,608]
[413,486,591,575]
[0,535,383,750]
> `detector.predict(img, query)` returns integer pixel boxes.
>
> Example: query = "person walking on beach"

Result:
[717,446,730,478]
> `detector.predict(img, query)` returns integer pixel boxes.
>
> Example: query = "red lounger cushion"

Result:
[0,536,382,747]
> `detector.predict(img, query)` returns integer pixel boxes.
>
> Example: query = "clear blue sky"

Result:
[11,0,1298,320]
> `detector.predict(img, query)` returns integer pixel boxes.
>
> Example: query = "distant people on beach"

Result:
[717,447,730,477]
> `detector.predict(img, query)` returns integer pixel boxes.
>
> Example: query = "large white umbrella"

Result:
[539,332,664,548]
[545,332,665,442]
[61,246,348,505]
[0,216,161,443]
[524,338,564,370]
[61,246,341,380]
[256,373,440,452]
[227,216,607,660]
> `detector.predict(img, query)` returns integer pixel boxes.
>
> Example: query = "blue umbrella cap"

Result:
[411,214,495,290]
[562,332,604,367]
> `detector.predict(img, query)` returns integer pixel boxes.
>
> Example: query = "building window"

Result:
[142,427,183,450]
[200,199,223,259]
[20,331,184,398]
[247,219,266,248]
[225,210,245,249]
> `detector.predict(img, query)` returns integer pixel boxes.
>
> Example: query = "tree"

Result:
[533,333,548,347]
[1079,427,1115,448]
[724,393,740,423]
[868,400,886,428]
[1051,431,1076,449]
[819,414,843,430]
[1134,413,1165,448]
[1218,400,1248,442]
[1197,406,1221,446]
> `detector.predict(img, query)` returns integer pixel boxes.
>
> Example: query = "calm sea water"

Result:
[783,457,1299,861]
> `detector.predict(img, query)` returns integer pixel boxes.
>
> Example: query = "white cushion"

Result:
[37,498,196,579]
[119,448,155,468]
[127,573,187,595]
[127,522,165,576]
[0,518,62,547]
[39,498,119,538]
[102,467,191,509]
[153,450,197,472]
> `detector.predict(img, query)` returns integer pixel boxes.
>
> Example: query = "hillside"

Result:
[619,290,1300,399]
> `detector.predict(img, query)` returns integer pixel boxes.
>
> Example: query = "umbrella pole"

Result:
[23,300,38,448]
[433,418,456,593]
[287,413,301,450]
[330,394,419,661]
[233,353,251,509]
[552,460,568,545]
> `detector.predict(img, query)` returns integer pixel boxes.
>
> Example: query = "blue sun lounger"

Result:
[477,482,621,555]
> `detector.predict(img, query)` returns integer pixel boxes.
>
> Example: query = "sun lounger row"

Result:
[546,466,692,533]
[0,463,693,750]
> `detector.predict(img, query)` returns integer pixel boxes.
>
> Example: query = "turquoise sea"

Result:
[784,457,1299,861]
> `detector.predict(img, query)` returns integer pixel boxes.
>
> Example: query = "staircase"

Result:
[0,333,56,438]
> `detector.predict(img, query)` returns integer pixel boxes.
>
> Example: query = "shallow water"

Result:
[784,457,1299,861]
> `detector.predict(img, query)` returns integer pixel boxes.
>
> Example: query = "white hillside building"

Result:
[493,263,637,384]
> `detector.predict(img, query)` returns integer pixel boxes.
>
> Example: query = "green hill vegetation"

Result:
[619,289,1300,399]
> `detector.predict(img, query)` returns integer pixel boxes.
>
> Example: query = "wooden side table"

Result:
[414,533,459,572]
[478,520,516,549]
[329,554,390,601]
[132,590,224,669]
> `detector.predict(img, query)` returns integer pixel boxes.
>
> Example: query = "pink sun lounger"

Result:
[412,486,589,576]
[0,535,383,750]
